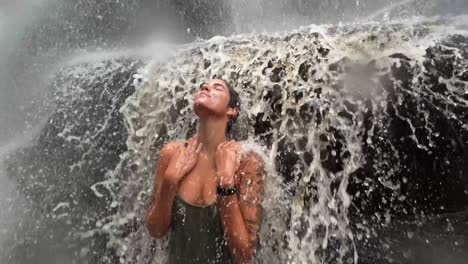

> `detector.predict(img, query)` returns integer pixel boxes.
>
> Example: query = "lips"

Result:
[197,91,211,98]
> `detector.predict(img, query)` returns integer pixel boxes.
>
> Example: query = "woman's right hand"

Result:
[164,136,203,185]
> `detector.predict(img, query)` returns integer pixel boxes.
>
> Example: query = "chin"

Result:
[194,102,213,117]
[194,103,225,120]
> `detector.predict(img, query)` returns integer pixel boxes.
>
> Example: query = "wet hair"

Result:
[222,79,241,135]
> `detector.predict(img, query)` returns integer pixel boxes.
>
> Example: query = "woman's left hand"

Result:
[216,140,241,187]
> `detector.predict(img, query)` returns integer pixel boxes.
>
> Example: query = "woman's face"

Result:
[194,79,236,118]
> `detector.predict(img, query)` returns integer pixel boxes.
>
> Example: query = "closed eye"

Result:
[213,83,225,91]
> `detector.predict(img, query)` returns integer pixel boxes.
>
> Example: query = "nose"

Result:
[201,84,212,92]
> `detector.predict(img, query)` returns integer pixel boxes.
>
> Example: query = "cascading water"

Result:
[1,1,468,264]
[104,18,468,264]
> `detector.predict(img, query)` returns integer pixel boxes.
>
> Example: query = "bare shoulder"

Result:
[158,141,185,160]
[241,150,265,168]
[239,150,266,185]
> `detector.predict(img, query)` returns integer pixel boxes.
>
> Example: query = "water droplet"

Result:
[407,231,414,239]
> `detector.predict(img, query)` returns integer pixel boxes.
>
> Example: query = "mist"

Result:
[0,0,467,263]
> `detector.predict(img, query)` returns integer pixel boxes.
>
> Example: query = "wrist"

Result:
[163,169,182,186]
[218,181,236,188]
[216,171,236,187]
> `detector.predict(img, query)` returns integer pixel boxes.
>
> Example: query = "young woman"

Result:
[145,79,265,264]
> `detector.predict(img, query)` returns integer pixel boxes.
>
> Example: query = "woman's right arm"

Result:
[145,137,202,238]
[145,142,180,239]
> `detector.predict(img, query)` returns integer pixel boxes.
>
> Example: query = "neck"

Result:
[197,116,228,156]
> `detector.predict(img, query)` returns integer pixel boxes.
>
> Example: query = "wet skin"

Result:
[145,79,265,264]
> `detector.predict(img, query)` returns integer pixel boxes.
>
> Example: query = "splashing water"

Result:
[2,14,468,264]
[80,16,468,264]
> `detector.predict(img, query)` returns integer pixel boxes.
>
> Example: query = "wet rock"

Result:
[203,59,211,69]
[299,101,315,123]
[298,61,312,81]
[254,112,273,146]
[275,139,301,183]
[269,84,284,113]
[317,45,330,57]
[319,127,345,173]
[389,53,411,61]
[337,110,353,121]
[292,90,304,102]
[270,64,286,83]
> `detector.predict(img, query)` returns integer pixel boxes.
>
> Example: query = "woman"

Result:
[145,79,265,264]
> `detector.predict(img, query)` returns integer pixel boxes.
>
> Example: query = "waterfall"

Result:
[1,1,468,264]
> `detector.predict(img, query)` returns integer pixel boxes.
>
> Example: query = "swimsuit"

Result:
[167,193,233,264]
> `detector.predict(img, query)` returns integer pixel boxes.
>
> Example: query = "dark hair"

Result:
[221,79,241,135]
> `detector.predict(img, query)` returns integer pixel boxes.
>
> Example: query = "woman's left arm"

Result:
[218,151,265,264]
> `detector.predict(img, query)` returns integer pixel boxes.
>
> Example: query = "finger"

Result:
[192,137,202,154]
[227,140,236,150]
[229,142,237,151]
[195,142,203,154]
[233,143,240,153]
[187,137,193,153]
[194,136,200,151]
[187,137,196,152]
[236,148,242,162]
[234,142,241,152]
[217,142,225,151]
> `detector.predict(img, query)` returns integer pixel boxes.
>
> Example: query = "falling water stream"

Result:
[1,1,467,264]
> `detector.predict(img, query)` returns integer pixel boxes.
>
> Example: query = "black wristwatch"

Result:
[217,185,238,196]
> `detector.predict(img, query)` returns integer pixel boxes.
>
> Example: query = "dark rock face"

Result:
[2,22,468,264]
[347,34,468,264]
[354,36,468,216]
[3,59,141,264]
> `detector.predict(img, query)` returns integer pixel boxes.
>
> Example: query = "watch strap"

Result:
[217,185,238,196]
